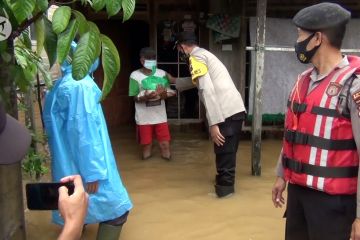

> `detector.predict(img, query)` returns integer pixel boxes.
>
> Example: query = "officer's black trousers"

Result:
[285,183,356,240]
[214,112,244,187]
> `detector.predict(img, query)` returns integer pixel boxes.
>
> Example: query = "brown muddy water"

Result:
[25,126,285,240]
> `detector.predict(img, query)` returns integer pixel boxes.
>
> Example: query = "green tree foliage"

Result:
[0,0,135,180]
[1,0,136,100]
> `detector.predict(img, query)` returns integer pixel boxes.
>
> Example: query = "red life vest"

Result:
[283,55,360,195]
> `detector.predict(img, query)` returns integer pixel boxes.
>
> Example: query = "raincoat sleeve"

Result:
[59,82,108,183]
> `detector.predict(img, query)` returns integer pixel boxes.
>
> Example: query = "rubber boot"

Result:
[96,223,123,240]
[215,184,234,198]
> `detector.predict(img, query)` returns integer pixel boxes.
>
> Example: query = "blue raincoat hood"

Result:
[61,41,100,76]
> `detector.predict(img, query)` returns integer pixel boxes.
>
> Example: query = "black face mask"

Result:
[294,33,321,64]
[177,44,190,65]
[179,51,190,65]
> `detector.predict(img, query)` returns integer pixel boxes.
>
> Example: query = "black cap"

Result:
[175,31,198,45]
[0,102,31,165]
[293,2,351,31]
[139,47,156,59]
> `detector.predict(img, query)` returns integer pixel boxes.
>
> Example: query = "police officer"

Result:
[173,31,246,198]
[271,2,360,240]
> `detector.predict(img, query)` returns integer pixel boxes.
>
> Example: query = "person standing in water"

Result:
[129,47,176,160]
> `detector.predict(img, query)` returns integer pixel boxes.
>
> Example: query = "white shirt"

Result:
[176,47,246,126]
[129,69,169,125]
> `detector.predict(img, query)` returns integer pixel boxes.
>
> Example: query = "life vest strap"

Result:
[287,100,349,119]
[285,130,357,150]
[282,156,358,178]
[311,106,342,118]
[288,101,307,113]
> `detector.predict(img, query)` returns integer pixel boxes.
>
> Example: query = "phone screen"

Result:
[26,182,74,210]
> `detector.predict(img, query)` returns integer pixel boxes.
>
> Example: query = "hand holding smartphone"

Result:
[26,182,75,210]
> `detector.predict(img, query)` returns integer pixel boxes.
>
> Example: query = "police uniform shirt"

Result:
[276,55,360,216]
[176,47,246,126]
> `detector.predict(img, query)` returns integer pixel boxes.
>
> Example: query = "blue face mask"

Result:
[144,59,157,70]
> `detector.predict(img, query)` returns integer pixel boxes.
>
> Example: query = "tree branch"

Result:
[8,0,57,41]
[9,11,44,41]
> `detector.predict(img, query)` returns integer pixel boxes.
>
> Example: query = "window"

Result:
[156,19,200,120]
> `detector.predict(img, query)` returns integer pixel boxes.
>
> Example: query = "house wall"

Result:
[93,20,149,127]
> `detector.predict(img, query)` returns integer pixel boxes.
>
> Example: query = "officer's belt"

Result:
[282,156,358,178]
[287,101,347,118]
[285,130,357,150]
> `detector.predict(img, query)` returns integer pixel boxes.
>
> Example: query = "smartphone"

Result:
[26,182,75,210]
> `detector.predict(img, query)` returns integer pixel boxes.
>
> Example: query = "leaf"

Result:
[23,63,37,82]
[88,21,100,34]
[92,0,106,12]
[72,10,89,36]
[13,51,37,91]
[14,65,30,92]
[0,41,7,54]
[80,0,91,5]
[122,0,135,22]
[1,52,12,63]
[106,0,122,17]
[0,1,19,30]
[72,30,101,80]
[52,6,72,34]
[36,0,48,12]
[14,47,28,67]
[37,61,52,88]
[44,18,57,67]
[5,0,35,24]
[100,34,120,100]
[56,19,79,64]
[20,29,32,49]
[35,16,45,54]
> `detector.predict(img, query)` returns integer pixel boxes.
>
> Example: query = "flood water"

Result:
[25,126,285,240]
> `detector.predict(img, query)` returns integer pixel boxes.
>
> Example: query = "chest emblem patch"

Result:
[326,82,342,97]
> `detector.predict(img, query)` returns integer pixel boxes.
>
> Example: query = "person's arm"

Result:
[155,85,176,100]
[175,77,195,92]
[166,72,176,84]
[129,75,151,102]
[163,72,177,98]
[197,73,225,125]
[58,175,88,240]
[349,77,360,240]
[272,149,286,208]
[190,53,225,127]
[135,91,158,102]
[60,83,108,187]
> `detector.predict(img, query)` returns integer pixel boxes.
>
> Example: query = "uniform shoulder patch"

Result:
[352,91,360,105]
[189,56,208,84]
[352,90,360,117]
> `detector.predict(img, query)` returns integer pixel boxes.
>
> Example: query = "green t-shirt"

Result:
[129,69,169,96]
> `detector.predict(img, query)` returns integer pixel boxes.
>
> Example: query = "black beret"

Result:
[175,31,197,44]
[293,2,351,30]
[139,47,156,59]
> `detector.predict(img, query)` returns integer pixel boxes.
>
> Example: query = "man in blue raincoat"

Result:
[43,42,132,239]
